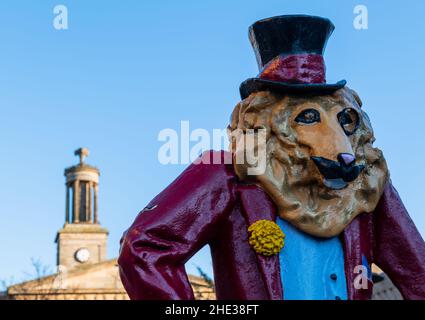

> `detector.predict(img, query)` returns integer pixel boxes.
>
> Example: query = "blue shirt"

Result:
[276,217,348,300]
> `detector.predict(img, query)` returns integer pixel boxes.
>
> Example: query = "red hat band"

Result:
[258,54,326,84]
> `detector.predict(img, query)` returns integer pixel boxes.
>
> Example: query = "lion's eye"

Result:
[295,109,320,124]
[338,108,359,135]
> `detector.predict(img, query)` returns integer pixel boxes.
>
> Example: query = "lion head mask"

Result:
[228,87,389,238]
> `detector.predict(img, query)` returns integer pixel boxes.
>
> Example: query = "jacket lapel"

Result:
[342,212,374,300]
[238,184,283,300]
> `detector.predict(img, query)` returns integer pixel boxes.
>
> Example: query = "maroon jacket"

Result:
[118,151,425,300]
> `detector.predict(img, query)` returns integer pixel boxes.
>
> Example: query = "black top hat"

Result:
[239,15,346,99]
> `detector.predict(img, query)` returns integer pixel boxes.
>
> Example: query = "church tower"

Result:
[55,148,108,270]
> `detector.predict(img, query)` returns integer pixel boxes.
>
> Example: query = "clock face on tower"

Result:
[75,247,90,263]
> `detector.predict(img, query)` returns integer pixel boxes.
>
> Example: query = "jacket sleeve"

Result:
[118,151,235,300]
[373,181,425,299]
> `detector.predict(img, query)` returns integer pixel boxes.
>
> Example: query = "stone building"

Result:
[6,148,215,300]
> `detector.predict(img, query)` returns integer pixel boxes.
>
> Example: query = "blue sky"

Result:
[0,0,424,283]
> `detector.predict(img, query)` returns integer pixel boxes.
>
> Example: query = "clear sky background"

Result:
[0,0,424,284]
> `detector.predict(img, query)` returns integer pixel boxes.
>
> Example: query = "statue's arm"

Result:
[118,151,235,300]
[373,181,425,299]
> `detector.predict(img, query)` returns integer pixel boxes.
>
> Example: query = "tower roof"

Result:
[64,148,99,184]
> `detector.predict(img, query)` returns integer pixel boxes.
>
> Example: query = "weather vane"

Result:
[74,148,89,165]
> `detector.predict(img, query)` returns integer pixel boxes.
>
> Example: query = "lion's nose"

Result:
[338,153,356,166]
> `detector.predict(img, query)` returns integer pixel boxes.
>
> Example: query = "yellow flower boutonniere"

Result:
[248,219,285,256]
